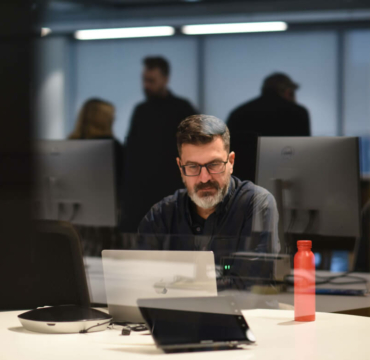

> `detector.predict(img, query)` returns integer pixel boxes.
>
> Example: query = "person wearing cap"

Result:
[226,73,311,137]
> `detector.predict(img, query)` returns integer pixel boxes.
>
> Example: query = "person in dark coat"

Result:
[123,57,198,232]
[227,73,311,137]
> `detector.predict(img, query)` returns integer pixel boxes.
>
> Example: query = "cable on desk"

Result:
[112,322,148,332]
[69,203,80,222]
[79,320,112,334]
[315,272,368,285]
[284,271,368,286]
[286,209,297,234]
[303,210,317,234]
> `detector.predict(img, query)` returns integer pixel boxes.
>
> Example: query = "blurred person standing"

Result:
[123,57,198,232]
[69,98,116,140]
[69,98,123,255]
[69,99,122,186]
[227,73,311,137]
[127,57,197,141]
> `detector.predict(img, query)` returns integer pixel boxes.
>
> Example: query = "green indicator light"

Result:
[225,265,227,269]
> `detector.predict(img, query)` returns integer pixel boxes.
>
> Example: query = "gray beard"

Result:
[185,177,231,210]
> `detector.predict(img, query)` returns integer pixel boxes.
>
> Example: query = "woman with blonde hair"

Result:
[69,98,115,139]
[69,98,123,255]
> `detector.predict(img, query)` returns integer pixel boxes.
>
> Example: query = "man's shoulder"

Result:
[233,177,275,205]
[273,96,308,114]
[134,100,148,111]
[235,178,268,193]
[150,188,187,215]
[292,101,309,115]
[170,93,195,107]
[251,183,275,199]
[139,188,187,233]
[228,97,262,118]
[135,94,194,110]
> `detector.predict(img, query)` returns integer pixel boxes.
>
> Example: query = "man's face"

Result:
[282,88,296,103]
[176,137,235,210]
[142,67,168,98]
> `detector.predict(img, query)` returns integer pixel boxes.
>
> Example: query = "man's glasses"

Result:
[180,158,229,177]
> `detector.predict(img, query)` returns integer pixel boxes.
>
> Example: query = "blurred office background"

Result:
[35,1,370,150]
[31,0,370,270]
[1,0,370,314]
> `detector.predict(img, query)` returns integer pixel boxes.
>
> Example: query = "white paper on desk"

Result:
[87,329,155,346]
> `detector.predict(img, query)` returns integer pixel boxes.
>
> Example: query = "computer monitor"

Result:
[256,137,361,239]
[359,136,370,176]
[33,140,117,227]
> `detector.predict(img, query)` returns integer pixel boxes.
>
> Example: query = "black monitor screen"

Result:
[139,305,252,346]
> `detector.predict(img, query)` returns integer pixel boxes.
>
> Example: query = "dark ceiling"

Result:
[47,0,370,6]
[45,0,370,12]
[40,0,370,30]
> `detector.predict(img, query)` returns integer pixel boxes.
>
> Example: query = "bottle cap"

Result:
[297,240,312,248]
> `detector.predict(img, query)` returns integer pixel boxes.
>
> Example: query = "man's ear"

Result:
[228,151,235,174]
[176,157,182,173]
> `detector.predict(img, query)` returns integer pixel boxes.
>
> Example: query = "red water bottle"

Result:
[294,240,315,321]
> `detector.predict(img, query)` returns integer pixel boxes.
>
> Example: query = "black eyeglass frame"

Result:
[180,157,229,177]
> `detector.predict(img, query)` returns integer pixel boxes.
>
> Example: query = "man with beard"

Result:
[123,57,198,232]
[138,115,280,256]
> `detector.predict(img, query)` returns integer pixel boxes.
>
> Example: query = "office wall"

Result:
[344,30,370,136]
[35,29,370,142]
[34,37,70,139]
[203,31,338,136]
[72,37,199,142]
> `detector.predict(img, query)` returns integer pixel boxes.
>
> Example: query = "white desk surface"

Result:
[2,309,370,360]
[85,256,370,313]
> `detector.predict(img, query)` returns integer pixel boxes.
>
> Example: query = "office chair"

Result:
[1,220,90,311]
[354,201,370,272]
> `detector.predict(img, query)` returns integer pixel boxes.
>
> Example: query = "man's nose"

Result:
[198,166,212,182]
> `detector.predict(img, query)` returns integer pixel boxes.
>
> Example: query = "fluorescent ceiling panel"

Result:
[182,22,288,35]
[75,26,175,40]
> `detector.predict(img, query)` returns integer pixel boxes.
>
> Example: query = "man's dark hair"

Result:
[143,56,170,77]
[176,115,230,156]
[262,72,299,96]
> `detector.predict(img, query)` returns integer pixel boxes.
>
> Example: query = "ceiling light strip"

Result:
[182,22,288,35]
[75,26,175,40]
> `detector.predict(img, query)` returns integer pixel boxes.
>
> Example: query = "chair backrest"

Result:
[1,220,90,311]
[354,201,370,272]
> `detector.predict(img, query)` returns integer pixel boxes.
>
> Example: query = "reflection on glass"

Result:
[101,249,217,323]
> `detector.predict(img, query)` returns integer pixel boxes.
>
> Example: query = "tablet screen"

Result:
[138,297,254,347]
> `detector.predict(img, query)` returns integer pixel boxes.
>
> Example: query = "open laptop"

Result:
[102,250,217,323]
